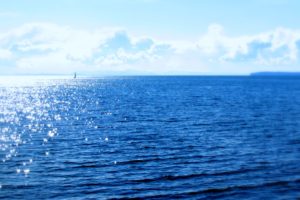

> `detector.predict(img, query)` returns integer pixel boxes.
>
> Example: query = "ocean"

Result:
[0,76,300,199]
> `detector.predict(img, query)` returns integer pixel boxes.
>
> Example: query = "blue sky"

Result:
[0,0,300,75]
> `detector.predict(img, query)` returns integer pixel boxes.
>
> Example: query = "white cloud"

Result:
[0,49,12,59]
[197,24,300,65]
[0,22,300,75]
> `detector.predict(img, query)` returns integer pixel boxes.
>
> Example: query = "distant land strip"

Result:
[250,72,300,76]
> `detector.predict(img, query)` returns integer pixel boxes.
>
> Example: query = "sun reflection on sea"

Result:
[0,76,73,177]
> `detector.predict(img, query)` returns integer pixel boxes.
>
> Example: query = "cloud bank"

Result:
[0,23,300,75]
[198,24,300,66]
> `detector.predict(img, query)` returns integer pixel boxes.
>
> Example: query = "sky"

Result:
[0,0,300,75]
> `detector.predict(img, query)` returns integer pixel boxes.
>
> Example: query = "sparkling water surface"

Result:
[0,76,300,199]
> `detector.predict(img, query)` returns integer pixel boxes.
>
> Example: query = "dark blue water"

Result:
[0,76,300,199]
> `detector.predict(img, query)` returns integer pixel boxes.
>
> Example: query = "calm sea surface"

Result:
[0,76,300,199]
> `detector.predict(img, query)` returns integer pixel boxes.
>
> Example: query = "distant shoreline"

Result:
[250,72,300,76]
[1,72,300,77]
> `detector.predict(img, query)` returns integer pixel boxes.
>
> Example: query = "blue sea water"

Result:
[0,76,300,199]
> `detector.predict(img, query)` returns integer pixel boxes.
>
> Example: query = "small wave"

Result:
[128,167,264,184]
[112,178,300,199]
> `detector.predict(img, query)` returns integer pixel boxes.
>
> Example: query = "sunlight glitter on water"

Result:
[0,76,72,176]
[0,76,73,87]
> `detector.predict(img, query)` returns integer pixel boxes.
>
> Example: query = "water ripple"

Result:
[1,76,300,199]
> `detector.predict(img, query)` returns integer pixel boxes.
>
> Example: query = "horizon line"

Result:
[1,71,300,77]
